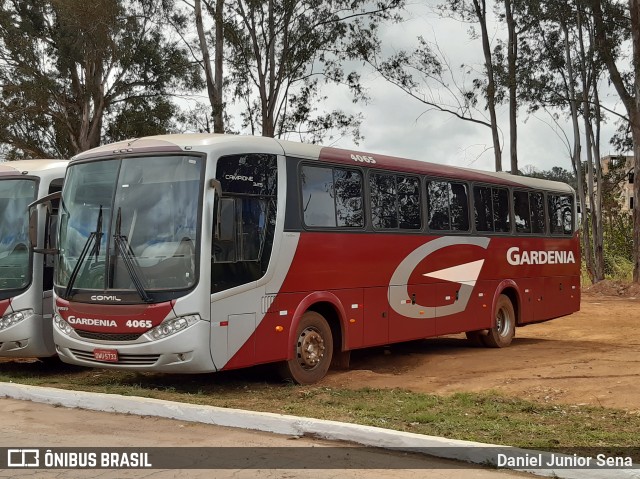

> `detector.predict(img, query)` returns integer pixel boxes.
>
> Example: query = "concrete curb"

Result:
[0,382,637,479]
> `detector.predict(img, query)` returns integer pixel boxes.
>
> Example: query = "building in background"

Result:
[601,155,634,213]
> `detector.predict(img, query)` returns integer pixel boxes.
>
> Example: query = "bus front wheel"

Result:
[279,311,333,385]
[483,294,515,348]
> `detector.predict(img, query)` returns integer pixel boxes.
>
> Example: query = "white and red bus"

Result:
[1,159,68,359]
[43,134,579,384]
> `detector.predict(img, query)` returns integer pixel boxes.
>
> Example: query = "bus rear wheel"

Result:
[279,311,333,385]
[483,294,515,348]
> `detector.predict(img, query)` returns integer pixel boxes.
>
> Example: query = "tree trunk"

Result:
[577,8,604,282]
[633,125,640,282]
[504,0,518,175]
[195,0,224,133]
[473,0,502,171]
[262,0,276,137]
[562,21,593,281]
[632,0,640,281]
[592,77,606,281]
[214,0,225,133]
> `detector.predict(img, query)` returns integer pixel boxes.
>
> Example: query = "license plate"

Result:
[94,348,119,362]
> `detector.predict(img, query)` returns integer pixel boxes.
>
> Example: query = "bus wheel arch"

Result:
[280,294,346,384]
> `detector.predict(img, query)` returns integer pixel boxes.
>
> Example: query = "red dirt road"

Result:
[324,290,640,411]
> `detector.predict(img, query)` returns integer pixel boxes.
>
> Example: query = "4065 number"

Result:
[126,320,152,328]
[351,154,376,164]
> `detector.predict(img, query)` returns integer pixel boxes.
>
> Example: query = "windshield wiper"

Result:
[63,206,103,299]
[113,207,152,303]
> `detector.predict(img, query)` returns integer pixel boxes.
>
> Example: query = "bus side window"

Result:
[474,186,493,232]
[302,166,336,227]
[397,175,421,229]
[530,192,545,234]
[301,165,363,228]
[514,190,531,233]
[492,187,510,232]
[427,181,451,230]
[474,185,509,233]
[212,153,278,293]
[213,197,237,263]
[370,173,398,229]
[449,182,469,231]
[548,194,573,235]
[427,180,469,232]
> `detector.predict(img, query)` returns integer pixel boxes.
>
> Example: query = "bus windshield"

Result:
[0,179,37,292]
[56,155,202,299]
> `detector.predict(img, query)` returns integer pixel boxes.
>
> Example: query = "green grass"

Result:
[1,359,639,460]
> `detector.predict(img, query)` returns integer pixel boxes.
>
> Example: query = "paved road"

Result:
[0,398,535,479]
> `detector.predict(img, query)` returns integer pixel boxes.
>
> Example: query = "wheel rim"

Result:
[296,327,326,371]
[496,308,511,337]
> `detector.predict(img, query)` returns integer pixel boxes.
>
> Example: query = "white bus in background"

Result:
[0,160,68,359]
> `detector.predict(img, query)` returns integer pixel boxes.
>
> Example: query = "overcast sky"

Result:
[313,1,625,174]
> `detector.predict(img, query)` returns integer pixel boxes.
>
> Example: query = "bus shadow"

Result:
[0,356,86,376]
[343,336,557,374]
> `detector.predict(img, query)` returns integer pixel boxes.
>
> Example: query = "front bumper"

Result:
[0,312,55,358]
[54,320,216,373]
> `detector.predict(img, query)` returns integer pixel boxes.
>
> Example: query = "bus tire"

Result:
[483,294,515,348]
[279,311,333,385]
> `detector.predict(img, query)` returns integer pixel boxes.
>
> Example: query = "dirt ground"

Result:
[3,281,640,414]
[323,280,640,411]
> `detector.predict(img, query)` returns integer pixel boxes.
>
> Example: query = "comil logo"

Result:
[8,449,39,467]
[90,295,121,302]
[507,247,575,266]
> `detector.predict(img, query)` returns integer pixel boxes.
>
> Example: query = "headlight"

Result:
[53,313,73,335]
[0,309,34,331]
[146,314,200,341]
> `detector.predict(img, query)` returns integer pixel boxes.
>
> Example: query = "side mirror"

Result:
[28,191,61,255]
[28,207,39,250]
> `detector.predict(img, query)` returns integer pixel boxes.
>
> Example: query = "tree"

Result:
[442,0,503,172]
[503,0,518,174]
[591,0,640,282]
[0,0,201,158]
[517,0,619,282]
[191,0,225,133]
[223,0,403,143]
[372,0,505,171]
[523,165,577,189]
[367,36,495,131]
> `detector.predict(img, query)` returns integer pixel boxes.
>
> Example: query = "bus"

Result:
[1,159,68,359]
[39,134,579,384]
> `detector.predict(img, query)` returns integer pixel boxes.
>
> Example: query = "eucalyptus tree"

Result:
[223,0,404,143]
[187,0,225,133]
[591,0,640,282]
[440,0,502,172]
[493,0,543,174]
[0,0,201,158]
[368,0,505,172]
[516,0,619,282]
